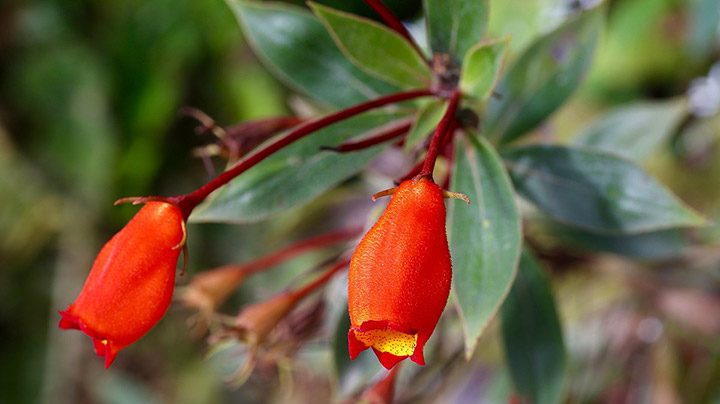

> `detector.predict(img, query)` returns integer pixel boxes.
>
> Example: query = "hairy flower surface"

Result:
[59,202,185,367]
[348,177,452,369]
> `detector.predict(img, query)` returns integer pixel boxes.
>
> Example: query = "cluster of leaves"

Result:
[2,0,720,402]
[193,0,716,401]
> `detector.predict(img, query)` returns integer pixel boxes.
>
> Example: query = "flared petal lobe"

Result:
[59,202,185,367]
[348,178,452,369]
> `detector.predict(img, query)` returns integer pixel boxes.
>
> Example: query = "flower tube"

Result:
[59,202,185,367]
[348,177,452,369]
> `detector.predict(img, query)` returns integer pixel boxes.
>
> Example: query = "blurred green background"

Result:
[1,0,720,403]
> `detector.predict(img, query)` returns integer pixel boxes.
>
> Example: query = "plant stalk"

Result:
[175,89,434,217]
[419,90,461,179]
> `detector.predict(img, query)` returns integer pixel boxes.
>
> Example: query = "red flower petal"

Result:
[58,202,184,367]
[347,178,452,369]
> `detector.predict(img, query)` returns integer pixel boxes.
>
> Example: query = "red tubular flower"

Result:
[59,201,185,368]
[348,177,452,369]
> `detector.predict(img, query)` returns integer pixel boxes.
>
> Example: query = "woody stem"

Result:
[175,89,434,218]
[419,90,461,179]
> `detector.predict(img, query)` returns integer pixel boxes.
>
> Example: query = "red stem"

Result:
[439,118,458,149]
[396,120,457,185]
[233,227,362,277]
[291,258,350,301]
[327,120,412,153]
[439,121,459,190]
[419,90,461,179]
[175,89,434,217]
[363,0,426,60]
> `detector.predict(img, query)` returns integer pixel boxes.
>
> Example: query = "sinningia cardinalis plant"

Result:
[59,0,709,402]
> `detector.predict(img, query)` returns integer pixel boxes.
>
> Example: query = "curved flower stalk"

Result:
[214,259,349,386]
[182,228,361,317]
[232,259,349,346]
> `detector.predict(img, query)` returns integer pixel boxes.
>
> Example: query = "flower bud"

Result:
[59,202,185,368]
[348,178,452,369]
[233,292,299,345]
[182,265,248,315]
[232,259,348,345]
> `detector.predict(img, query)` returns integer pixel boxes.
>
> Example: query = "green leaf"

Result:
[501,250,567,404]
[404,99,447,151]
[503,145,706,234]
[310,2,432,89]
[449,133,522,357]
[190,111,404,223]
[572,98,687,163]
[228,0,398,107]
[459,38,508,102]
[542,219,689,261]
[486,6,603,144]
[487,0,550,56]
[424,0,489,62]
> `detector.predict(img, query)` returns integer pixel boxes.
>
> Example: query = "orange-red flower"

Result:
[348,177,452,369]
[59,201,185,367]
